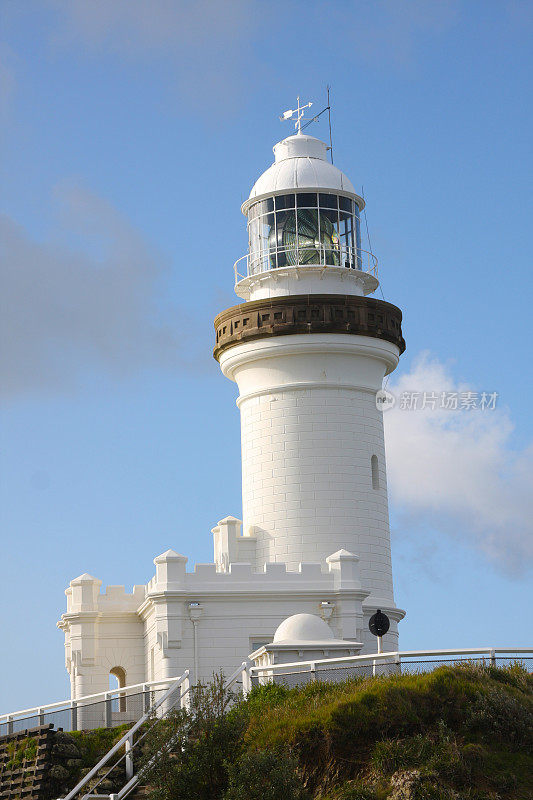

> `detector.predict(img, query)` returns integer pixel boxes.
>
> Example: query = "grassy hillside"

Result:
[140,663,532,800]
[43,663,532,800]
[240,663,533,799]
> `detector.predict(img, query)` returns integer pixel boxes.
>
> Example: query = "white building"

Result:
[58,121,406,700]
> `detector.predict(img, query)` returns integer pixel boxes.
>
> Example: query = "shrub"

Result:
[465,685,533,749]
[137,665,532,800]
[140,674,245,800]
[224,749,307,800]
[335,782,382,800]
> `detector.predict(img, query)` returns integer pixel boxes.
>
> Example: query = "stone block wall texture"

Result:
[241,386,394,601]
[0,725,54,800]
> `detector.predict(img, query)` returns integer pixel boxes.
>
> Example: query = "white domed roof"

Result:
[273,613,335,644]
[243,133,361,213]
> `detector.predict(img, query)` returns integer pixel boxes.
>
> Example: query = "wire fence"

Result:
[0,688,168,736]
[250,655,533,689]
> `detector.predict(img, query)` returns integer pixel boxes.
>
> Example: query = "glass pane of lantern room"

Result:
[319,208,340,266]
[256,198,274,215]
[319,193,338,209]
[248,217,261,274]
[354,204,362,269]
[275,194,295,209]
[259,213,275,271]
[339,213,354,268]
[296,208,320,264]
[339,196,353,213]
[296,193,317,208]
[274,209,298,267]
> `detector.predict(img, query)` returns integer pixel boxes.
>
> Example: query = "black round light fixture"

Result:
[369,609,390,638]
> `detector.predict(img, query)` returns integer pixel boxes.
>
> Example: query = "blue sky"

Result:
[1,0,532,712]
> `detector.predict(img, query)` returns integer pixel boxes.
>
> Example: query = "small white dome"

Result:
[243,133,361,213]
[273,613,335,643]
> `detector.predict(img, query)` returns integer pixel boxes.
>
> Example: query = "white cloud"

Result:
[47,0,257,109]
[39,0,461,108]
[0,184,180,397]
[326,0,459,70]
[384,353,533,574]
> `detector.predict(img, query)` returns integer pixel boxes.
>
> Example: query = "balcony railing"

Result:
[234,245,378,285]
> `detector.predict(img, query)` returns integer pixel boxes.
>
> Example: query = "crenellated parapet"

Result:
[63,574,145,614]
[58,521,403,698]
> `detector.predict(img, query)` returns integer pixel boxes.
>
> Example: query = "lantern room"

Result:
[235,133,379,301]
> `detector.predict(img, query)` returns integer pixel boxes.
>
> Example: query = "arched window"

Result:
[109,666,127,712]
[371,455,380,490]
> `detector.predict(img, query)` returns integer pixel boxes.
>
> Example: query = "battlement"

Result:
[64,575,145,614]
[62,541,366,621]
[145,545,364,599]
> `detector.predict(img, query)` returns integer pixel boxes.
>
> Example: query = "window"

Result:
[339,196,353,213]
[247,193,361,272]
[296,192,317,207]
[274,194,295,209]
[371,455,380,490]
[109,666,127,712]
[250,639,271,653]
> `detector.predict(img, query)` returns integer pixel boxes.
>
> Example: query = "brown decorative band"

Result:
[213,294,405,361]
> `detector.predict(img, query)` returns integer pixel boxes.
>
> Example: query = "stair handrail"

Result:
[61,671,190,800]
[114,666,248,800]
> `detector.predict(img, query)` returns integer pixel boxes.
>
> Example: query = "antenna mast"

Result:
[327,85,334,164]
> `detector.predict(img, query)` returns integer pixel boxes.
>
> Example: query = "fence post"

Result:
[105,692,112,728]
[395,654,401,675]
[70,701,77,732]
[309,663,317,682]
[125,734,133,779]
[143,684,150,714]
[372,659,377,677]
[180,674,191,711]
[490,649,496,667]
[7,715,13,735]
[241,662,251,696]
[38,708,44,726]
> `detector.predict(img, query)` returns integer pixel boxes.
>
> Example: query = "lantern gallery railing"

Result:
[234,245,378,284]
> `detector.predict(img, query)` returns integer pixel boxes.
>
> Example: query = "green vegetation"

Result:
[5,737,38,770]
[139,663,532,800]
[69,722,132,771]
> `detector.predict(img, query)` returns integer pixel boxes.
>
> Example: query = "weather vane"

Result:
[280,96,313,134]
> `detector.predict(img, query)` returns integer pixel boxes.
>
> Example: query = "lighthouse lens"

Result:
[247,193,360,272]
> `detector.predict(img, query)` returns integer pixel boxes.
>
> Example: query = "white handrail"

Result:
[234,244,378,284]
[62,671,189,800]
[0,676,185,722]
[225,662,247,691]
[114,666,246,800]
[248,646,533,676]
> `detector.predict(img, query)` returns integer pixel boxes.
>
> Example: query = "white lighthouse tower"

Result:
[58,111,406,702]
[214,116,405,610]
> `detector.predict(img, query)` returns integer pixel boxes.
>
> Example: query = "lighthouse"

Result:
[214,117,405,608]
[59,110,406,700]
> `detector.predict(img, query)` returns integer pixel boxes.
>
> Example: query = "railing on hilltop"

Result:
[0,675,187,736]
[61,671,190,800]
[241,647,533,691]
